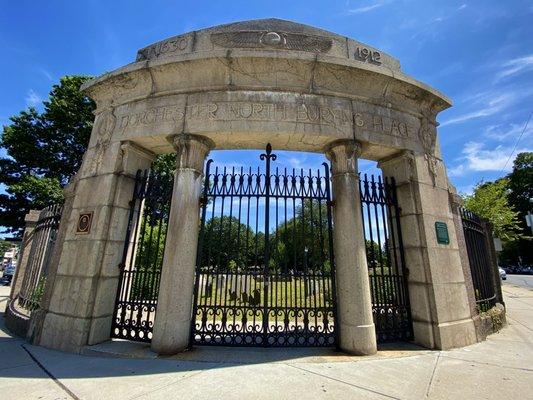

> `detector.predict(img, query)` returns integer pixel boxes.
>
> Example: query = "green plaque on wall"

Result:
[435,222,450,245]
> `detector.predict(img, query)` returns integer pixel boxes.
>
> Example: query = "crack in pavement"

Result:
[287,363,401,399]
[439,354,533,372]
[425,353,440,398]
[21,344,80,400]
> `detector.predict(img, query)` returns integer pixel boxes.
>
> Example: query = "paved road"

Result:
[505,274,533,288]
[1,285,532,399]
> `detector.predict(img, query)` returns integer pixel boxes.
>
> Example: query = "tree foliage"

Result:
[0,76,95,235]
[463,178,523,242]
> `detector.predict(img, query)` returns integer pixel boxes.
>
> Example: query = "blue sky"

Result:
[1,0,532,196]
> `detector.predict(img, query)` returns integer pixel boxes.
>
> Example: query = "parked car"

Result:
[0,263,15,285]
[498,267,507,281]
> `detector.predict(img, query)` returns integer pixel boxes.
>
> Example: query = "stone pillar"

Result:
[378,151,477,350]
[325,139,377,356]
[10,210,40,300]
[36,138,155,352]
[151,134,214,355]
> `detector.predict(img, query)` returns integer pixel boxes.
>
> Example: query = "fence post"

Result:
[9,210,41,301]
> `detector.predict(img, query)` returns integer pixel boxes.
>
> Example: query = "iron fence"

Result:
[460,208,497,312]
[18,204,63,312]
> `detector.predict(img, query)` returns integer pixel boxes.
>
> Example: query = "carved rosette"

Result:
[325,139,362,176]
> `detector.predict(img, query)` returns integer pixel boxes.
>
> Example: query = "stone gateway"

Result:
[23,19,489,356]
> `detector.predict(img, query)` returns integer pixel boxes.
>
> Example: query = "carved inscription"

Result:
[136,35,189,61]
[120,105,185,128]
[119,101,413,138]
[354,46,382,65]
[354,113,409,137]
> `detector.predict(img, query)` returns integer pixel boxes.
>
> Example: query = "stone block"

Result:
[431,282,473,323]
[403,247,428,283]
[411,320,435,349]
[434,318,477,350]
[39,312,91,352]
[416,183,453,220]
[425,247,466,284]
[100,240,126,278]
[72,174,117,210]
[91,277,120,318]
[56,240,105,277]
[397,214,423,248]
[107,206,133,242]
[47,275,97,319]
[87,315,114,345]
[406,282,434,323]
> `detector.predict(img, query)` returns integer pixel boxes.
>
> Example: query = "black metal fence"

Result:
[359,174,413,342]
[460,208,497,312]
[191,144,337,347]
[111,170,173,342]
[18,204,63,312]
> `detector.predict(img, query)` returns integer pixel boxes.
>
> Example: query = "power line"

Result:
[500,111,532,174]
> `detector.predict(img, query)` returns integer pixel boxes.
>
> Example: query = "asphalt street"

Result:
[505,274,533,288]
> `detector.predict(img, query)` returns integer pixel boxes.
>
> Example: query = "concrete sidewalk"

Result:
[1,283,532,400]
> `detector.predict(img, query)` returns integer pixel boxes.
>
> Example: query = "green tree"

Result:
[201,216,258,271]
[502,152,533,264]
[273,199,332,274]
[463,179,523,242]
[0,76,95,235]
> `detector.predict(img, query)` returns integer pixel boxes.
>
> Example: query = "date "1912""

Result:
[354,47,382,65]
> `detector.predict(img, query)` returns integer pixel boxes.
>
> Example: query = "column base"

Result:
[150,318,191,355]
[339,321,377,355]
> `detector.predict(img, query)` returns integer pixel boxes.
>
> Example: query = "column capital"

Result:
[324,139,362,175]
[168,134,215,173]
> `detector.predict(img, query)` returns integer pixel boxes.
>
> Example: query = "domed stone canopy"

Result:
[81,18,451,160]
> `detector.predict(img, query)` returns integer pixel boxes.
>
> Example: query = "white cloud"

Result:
[39,68,53,81]
[450,141,532,176]
[347,0,392,14]
[25,89,42,107]
[458,4,467,10]
[440,89,532,127]
[495,55,533,81]
[485,122,533,141]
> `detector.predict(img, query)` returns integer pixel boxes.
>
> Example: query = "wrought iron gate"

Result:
[111,170,173,342]
[359,174,413,342]
[460,208,497,312]
[191,144,337,347]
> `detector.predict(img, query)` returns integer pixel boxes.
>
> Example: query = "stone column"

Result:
[10,210,40,300]
[325,139,377,355]
[378,151,477,350]
[151,134,214,355]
